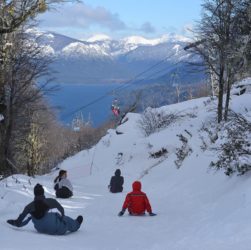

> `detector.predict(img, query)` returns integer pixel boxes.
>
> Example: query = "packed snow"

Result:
[1,79,251,250]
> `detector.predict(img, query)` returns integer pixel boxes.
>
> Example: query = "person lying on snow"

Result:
[108,169,124,193]
[54,170,73,198]
[7,184,83,235]
[118,181,156,216]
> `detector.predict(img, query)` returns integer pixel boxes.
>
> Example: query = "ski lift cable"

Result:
[106,52,177,93]
[63,52,178,119]
[115,60,183,93]
[63,53,178,119]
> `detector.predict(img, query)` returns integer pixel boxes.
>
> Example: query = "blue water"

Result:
[46,84,122,127]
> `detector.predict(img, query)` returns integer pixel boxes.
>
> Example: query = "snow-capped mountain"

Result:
[62,42,110,58]
[28,29,202,84]
[86,34,111,43]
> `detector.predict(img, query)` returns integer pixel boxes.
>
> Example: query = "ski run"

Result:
[1,78,251,250]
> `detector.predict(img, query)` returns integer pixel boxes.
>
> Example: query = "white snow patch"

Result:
[122,36,162,46]
[122,34,191,46]
[41,45,55,55]
[1,78,251,250]
[62,42,109,57]
[86,34,111,42]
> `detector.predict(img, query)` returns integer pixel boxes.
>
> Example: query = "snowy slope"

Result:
[1,79,251,250]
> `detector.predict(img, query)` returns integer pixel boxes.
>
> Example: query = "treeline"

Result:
[0,1,113,177]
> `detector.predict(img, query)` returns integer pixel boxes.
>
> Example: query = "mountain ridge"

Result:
[28,29,203,85]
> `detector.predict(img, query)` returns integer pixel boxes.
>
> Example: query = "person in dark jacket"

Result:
[108,169,124,193]
[54,170,73,198]
[118,181,156,216]
[7,184,83,235]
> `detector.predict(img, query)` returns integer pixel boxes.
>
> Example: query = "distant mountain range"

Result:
[28,29,205,85]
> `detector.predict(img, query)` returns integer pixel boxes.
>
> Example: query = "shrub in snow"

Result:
[200,122,219,144]
[149,147,168,158]
[175,134,193,168]
[199,121,219,151]
[210,112,251,176]
[199,134,208,151]
[138,108,179,136]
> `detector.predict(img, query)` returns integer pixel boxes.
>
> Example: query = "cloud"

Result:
[139,22,156,33]
[38,2,126,31]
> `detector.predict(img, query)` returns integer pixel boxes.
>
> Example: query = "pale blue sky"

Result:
[38,0,203,39]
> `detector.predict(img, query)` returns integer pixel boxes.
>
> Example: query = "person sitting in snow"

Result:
[54,170,73,198]
[108,169,124,193]
[7,183,83,235]
[118,181,156,216]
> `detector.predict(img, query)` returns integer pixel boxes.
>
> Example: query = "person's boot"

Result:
[76,215,83,225]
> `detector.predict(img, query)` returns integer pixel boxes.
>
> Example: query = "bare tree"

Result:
[0,0,79,176]
[0,1,79,34]
[175,85,181,103]
[23,114,46,176]
[0,0,78,110]
[187,87,193,100]
[0,28,55,175]
[185,0,251,123]
[0,0,79,93]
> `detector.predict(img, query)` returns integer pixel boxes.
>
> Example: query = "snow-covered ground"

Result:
[1,79,251,250]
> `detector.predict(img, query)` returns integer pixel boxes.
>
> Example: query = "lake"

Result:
[46,84,122,128]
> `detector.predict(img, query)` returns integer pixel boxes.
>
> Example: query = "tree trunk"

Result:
[224,67,233,121]
[217,63,225,123]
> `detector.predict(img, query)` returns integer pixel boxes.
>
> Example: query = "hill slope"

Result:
[1,78,251,250]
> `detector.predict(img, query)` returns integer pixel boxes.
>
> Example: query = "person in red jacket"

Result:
[118,181,156,216]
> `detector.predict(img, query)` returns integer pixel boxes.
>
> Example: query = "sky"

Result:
[38,0,203,40]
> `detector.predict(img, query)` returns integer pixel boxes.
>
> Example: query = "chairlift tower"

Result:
[72,112,84,131]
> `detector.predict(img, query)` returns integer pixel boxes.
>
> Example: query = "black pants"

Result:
[110,186,123,193]
[56,187,73,198]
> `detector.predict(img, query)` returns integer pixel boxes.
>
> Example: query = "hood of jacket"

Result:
[115,169,121,177]
[132,181,141,191]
